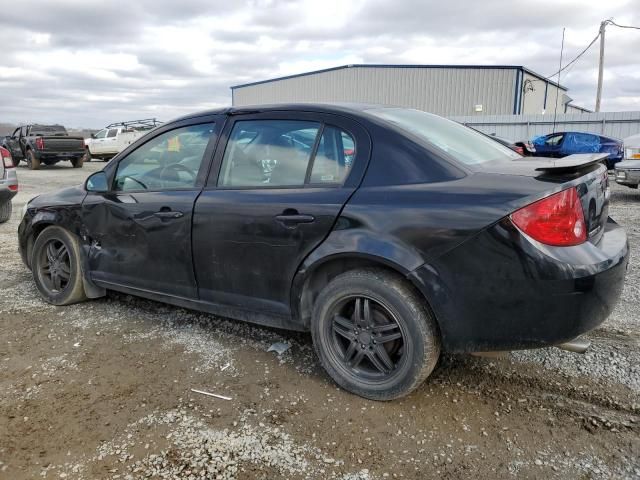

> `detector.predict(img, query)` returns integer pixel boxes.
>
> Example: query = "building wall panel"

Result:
[233,66,518,116]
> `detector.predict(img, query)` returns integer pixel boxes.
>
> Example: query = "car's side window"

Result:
[95,130,107,139]
[219,120,321,187]
[309,127,356,184]
[545,134,564,146]
[107,129,118,138]
[113,123,215,192]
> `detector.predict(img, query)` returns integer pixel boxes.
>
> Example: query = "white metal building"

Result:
[231,64,589,116]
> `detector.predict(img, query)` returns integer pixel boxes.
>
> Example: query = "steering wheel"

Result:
[160,163,197,187]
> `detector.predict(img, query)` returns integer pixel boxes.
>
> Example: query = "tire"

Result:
[26,150,40,170]
[71,155,84,168]
[31,226,87,305]
[0,201,11,223]
[311,268,441,401]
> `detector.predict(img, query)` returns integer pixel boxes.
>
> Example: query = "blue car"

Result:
[532,132,623,169]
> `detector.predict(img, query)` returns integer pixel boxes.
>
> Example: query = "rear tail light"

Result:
[510,188,587,246]
[36,137,45,149]
[0,147,14,168]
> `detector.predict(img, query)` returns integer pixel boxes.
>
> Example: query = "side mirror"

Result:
[91,133,96,139]
[85,171,109,192]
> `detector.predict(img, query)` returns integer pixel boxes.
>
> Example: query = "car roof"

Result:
[171,102,397,123]
[546,131,621,142]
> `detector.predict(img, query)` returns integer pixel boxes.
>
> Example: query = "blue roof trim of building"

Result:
[231,64,567,91]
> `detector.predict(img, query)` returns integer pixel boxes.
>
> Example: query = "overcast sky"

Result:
[0,0,638,128]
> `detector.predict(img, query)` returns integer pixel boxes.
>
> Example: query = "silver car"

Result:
[0,146,19,223]
[615,135,640,189]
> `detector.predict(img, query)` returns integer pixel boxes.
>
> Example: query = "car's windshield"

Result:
[366,107,520,166]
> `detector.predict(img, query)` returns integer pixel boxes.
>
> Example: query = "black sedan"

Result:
[18,104,629,400]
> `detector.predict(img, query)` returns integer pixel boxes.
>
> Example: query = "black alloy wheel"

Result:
[37,238,71,293]
[31,226,87,305]
[312,269,441,400]
[330,296,406,381]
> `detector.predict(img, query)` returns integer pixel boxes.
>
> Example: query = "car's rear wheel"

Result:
[26,150,40,170]
[311,269,440,400]
[31,226,87,305]
[0,201,11,223]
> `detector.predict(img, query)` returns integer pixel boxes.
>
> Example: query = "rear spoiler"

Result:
[533,153,609,172]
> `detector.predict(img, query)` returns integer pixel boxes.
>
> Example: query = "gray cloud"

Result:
[0,0,638,127]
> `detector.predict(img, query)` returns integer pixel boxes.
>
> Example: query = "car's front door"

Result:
[104,128,119,153]
[540,133,565,157]
[5,128,24,160]
[192,112,370,317]
[91,129,108,154]
[82,119,220,298]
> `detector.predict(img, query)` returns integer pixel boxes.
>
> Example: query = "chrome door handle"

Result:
[275,213,315,226]
[153,211,183,219]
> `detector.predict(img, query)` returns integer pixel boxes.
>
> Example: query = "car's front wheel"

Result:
[31,226,87,305]
[311,269,441,401]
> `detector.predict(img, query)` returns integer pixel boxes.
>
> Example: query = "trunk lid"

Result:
[475,154,610,245]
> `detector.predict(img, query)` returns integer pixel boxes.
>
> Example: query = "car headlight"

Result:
[625,147,640,159]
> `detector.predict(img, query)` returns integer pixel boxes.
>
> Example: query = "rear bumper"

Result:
[614,165,640,187]
[36,151,84,161]
[409,218,629,352]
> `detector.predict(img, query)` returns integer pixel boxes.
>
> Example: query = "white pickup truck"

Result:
[84,119,162,161]
[614,133,640,190]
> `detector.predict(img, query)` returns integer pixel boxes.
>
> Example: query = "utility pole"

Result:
[595,20,607,112]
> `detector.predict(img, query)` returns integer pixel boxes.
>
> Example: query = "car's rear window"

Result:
[366,107,520,166]
[30,125,68,136]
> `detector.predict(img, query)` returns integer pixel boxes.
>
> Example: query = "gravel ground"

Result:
[0,162,638,479]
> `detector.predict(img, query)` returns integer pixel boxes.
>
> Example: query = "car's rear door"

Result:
[82,117,220,298]
[192,111,370,316]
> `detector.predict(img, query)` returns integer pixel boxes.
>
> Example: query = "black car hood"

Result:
[29,184,87,208]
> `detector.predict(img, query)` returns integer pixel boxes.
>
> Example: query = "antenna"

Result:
[552,28,565,135]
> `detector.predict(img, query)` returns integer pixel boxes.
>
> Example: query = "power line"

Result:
[545,30,600,79]
[544,19,639,80]
[608,20,640,30]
